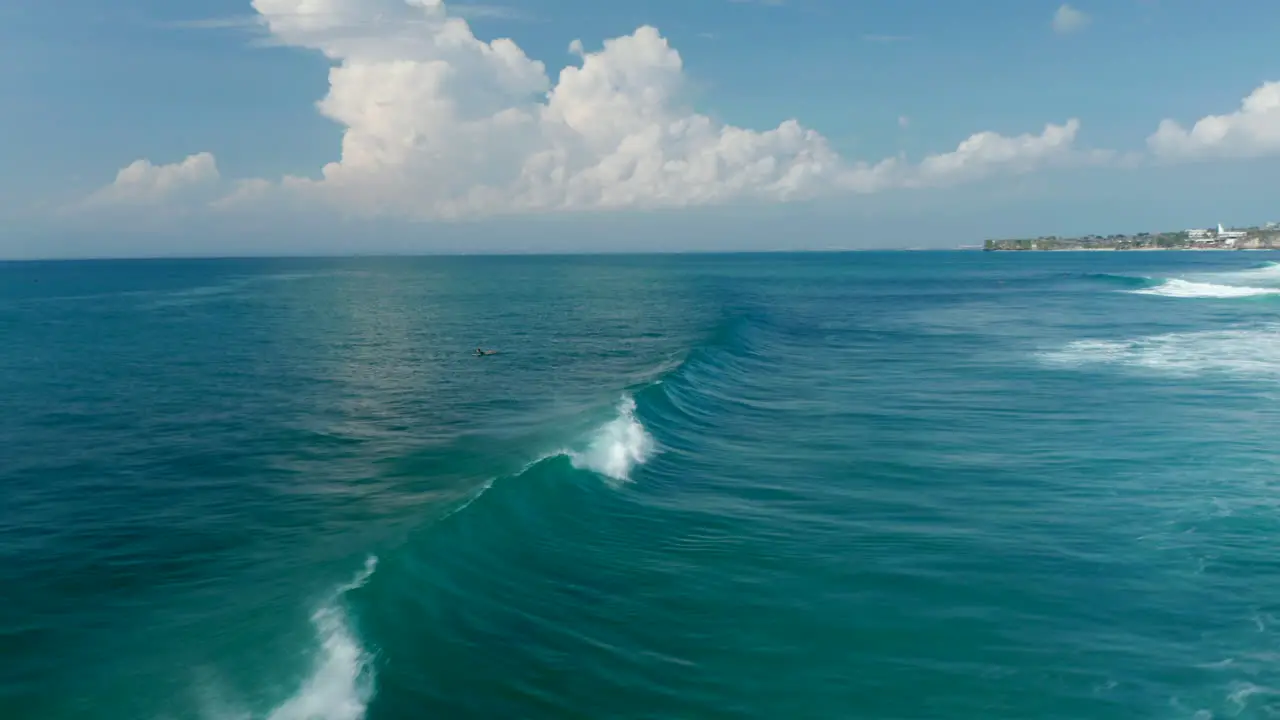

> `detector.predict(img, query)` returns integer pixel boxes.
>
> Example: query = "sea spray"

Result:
[569,396,655,483]
[264,557,378,720]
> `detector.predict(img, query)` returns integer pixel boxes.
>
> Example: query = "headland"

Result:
[985,223,1280,251]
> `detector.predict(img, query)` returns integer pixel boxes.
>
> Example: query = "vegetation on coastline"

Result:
[985,225,1280,251]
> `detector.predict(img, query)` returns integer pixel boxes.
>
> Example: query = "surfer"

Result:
[475,347,496,356]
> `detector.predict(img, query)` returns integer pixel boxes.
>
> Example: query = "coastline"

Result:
[985,227,1280,252]
[1039,247,1280,252]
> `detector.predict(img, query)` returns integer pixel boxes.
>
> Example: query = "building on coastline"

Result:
[1217,223,1248,247]
[1185,225,1248,246]
[984,220,1280,251]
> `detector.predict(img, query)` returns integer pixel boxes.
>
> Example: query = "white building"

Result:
[1187,228,1213,240]
[1218,223,1248,240]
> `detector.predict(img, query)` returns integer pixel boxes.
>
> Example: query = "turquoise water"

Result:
[5,251,1280,719]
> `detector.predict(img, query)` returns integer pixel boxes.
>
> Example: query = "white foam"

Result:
[1131,278,1280,298]
[265,556,378,720]
[1041,325,1280,378]
[334,556,378,595]
[569,396,655,482]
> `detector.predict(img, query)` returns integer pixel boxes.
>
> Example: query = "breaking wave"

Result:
[467,394,659,499]
[1039,324,1280,378]
[223,307,762,720]
[1130,278,1280,298]
[435,306,774,518]
[261,557,378,720]
[1126,262,1280,298]
[567,396,656,483]
[198,387,667,720]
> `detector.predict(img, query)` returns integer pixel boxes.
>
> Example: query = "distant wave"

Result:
[1040,324,1280,378]
[1219,261,1280,282]
[1131,278,1280,298]
[261,556,378,720]
[1079,272,1155,289]
[1124,262,1280,299]
[146,271,373,310]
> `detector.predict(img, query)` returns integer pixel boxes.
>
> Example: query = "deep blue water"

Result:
[5,251,1280,719]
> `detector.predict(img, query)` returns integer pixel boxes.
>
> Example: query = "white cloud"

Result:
[898,115,910,128]
[81,152,220,209]
[83,0,1104,222]
[1052,4,1089,34]
[875,119,1107,190]
[1147,81,1280,161]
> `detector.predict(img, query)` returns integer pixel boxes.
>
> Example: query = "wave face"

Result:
[9,252,1280,720]
[1079,271,1156,289]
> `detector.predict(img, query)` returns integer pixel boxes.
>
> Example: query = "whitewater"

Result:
[7,251,1280,720]
[1124,261,1280,298]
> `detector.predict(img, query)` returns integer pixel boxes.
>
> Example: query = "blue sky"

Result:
[2,0,1279,258]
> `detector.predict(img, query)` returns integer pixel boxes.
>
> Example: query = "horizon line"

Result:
[0,247,982,263]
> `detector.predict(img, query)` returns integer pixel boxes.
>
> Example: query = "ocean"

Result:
[4,251,1280,719]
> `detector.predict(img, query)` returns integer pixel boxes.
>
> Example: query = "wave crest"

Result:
[264,557,378,720]
[1081,272,1154,288]
[1132,278,1280,298]
[569,396,655,483]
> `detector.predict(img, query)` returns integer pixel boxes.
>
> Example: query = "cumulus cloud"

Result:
[909,119,1103,186]
[1147,81,1280,161]
[82,152,220,209]
[1052,4,1089,34]
[83,0,1104,221]
[828,119,1102,195]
